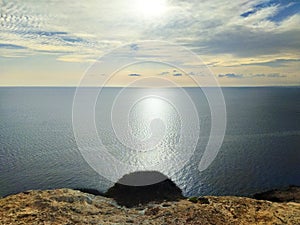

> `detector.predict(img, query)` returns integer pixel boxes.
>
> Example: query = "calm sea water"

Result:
[0,87,299,197]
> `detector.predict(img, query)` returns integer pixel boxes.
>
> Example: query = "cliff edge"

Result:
[1,187,300,225]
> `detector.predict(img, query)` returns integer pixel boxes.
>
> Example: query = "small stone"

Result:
[198,197,210,204]
[145,207,159,216]
[162,203,171,207]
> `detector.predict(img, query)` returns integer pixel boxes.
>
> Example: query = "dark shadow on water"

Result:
[104,171,183,207]
[253,185,300,203]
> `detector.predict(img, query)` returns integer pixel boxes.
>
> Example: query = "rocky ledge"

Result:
[1,187,300,225]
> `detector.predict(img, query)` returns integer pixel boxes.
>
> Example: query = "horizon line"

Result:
[0,85,299,88]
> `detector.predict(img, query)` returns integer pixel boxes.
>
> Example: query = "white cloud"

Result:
[0,0,299,85]
[1,0,299,60]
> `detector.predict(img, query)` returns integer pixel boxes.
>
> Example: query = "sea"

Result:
[0,87,299,197]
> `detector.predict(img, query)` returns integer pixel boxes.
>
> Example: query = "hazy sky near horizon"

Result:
[0,0,300,86]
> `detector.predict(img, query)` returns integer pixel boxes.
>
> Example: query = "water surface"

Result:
[0,87,299,197]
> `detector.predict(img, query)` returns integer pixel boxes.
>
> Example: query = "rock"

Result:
[198,197,210,204]
[75,188,103,196]
[105,171,183,207]
[145,207,160,216]
[0,187,300,224]
[161,203,171,207]
[188,196,209,204]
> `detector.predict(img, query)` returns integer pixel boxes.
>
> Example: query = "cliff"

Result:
[1,187,300,225]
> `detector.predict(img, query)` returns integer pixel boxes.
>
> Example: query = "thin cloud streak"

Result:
[218,73,287,79]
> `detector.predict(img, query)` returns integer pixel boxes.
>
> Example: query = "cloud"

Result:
[197,26,300,58]
[173,73,183,76]
[0,0,299,86]
[252,73,287,78]
[218,73,244,78]
[0,43,26,49]
[252,74,266,77]
[219,73,286,78]
[187,71,206,76]
[157,71,202,76]
[266,73,286,78]
[158,71,196,76]
[61,36,85,43]
[144,1,300,59]
[241,0,300,22]
[241,58,300,67]
[128,73,141,76]
[1,0,300,61]
[130,43,139,51]
[0,1,120,61]
[158,71,170,75]
[33,31,68,37]
[57,54,96,63]
[240,1,279,18]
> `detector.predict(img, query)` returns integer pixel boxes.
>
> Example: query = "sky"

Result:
[0,0,299,86]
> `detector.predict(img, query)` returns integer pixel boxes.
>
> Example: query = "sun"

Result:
[135,0,167,18]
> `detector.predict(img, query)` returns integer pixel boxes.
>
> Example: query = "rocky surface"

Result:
[1,188,300,225]
[105,171,184,207]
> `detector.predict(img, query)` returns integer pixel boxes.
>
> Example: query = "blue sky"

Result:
[0,0,299,86]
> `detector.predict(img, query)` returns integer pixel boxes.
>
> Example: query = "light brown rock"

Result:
[0,188,300,225]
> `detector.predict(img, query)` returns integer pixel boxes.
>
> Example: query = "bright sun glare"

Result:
[135,0,167,18]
